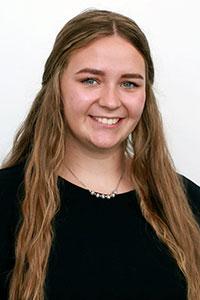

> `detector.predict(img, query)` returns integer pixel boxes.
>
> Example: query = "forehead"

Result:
[66,35,145,74]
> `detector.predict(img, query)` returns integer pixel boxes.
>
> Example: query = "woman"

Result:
[0,9,200,300]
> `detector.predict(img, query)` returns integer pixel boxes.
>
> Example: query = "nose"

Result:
[98,85,121,110]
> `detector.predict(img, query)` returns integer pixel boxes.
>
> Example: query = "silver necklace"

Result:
[64,165,124,199]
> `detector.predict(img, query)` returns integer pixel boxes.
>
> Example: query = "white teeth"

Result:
[94,117,119,125]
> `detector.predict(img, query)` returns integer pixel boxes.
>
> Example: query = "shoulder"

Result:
[0,163,25,211]
[0,163,25,249]
[180,175,200,204]
[0,163,25,282]
[0,162,25,190]
[180,174,200,222]
[0,162,25,180]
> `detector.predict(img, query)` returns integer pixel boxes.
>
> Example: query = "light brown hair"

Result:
[1,9,200,300]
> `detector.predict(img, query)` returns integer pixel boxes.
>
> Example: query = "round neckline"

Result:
[58,175,136,198]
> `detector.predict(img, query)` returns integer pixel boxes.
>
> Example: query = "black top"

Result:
[0,163,200,300]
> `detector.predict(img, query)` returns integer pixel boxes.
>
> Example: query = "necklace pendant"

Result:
[89,190,117,199]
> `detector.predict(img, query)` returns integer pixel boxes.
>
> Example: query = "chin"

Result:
[88,139,123,152]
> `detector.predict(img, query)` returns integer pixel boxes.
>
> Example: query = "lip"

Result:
[90,115,123,119]
[89,115,124,127]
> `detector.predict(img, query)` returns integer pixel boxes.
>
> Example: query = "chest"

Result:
[45,197,187,299]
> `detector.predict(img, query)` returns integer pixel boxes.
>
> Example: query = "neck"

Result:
[59,140,133,194]
[63,139,125,177]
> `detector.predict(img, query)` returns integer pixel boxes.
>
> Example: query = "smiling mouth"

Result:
[92,116,121,125]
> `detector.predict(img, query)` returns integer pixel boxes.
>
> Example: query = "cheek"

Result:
[64,88,98,110]
[62,89,85,113]
[127,93,146,118]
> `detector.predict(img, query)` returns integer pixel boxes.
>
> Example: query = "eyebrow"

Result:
[75,68,144,80]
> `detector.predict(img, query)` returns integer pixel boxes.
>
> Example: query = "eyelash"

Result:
[121,81,139,89]
[81,78,99,85]
[80,77,139,89]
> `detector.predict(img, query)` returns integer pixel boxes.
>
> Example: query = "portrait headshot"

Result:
[0,1,200,300]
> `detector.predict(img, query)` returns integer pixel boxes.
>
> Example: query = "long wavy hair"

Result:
[1,9,200,300]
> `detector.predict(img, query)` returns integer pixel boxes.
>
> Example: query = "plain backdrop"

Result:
[0,0,199,184]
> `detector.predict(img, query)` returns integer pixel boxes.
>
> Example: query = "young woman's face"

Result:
[60,35,146,153]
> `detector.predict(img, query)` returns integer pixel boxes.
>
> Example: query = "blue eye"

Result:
[81,78,98,85]
[121,81,137,89]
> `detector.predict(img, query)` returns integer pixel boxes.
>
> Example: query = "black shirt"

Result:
[0,163,200,300]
